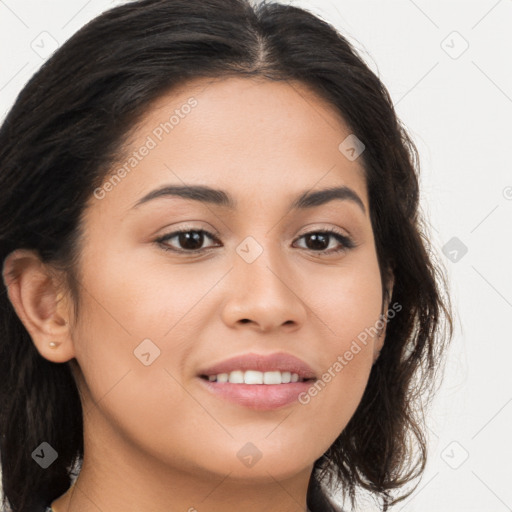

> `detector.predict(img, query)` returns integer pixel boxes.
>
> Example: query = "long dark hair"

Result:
[0,0,453,510]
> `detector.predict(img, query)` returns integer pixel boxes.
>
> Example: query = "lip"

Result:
[196,351,317,380]
[196,351,317,411]
[198,379,314,410]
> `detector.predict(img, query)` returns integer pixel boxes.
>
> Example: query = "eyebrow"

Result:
[131,184,366,214]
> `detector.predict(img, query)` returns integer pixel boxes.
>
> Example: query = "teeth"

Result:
[205,370,307,384]
[244,370,263,384]
[229,370,245,383]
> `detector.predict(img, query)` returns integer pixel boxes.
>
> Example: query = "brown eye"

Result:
[294,229,355,254]
[156,227,355,256]
[156,229,220,253]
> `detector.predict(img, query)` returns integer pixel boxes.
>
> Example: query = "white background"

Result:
[1,1,511,511]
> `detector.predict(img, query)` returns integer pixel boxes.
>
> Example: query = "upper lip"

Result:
[197,351,317,380]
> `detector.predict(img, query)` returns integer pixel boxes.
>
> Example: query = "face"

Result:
[66,77,387,482]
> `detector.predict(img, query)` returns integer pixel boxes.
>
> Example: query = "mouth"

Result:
[196,352,318,410]
[199,370,316,384]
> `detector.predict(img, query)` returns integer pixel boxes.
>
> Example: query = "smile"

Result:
[200,370,314,384]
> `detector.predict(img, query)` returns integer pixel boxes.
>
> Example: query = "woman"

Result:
[0,0,452,511]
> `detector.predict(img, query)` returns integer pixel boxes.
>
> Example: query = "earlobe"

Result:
[2,248,75,363]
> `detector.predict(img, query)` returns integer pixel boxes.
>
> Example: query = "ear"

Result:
[2,248,75,363]
[373,269,395,364]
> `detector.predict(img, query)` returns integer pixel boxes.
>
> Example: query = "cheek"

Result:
[70,248,223,434]
[294,248,383,428]
[82,239,221,338]
[77,235,384,387]
[304,243,384,352]
[70,269,202,464]
[70,231,384,474]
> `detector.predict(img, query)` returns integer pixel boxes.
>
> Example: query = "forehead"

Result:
[94,76,368,216]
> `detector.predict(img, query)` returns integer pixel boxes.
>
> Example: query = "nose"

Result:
[220,243,307,333]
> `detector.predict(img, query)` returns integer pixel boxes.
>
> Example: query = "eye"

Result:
[155,227,356,255]
[293,228,356,254]
[156,228,221,253]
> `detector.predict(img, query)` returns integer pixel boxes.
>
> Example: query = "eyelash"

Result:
[155,227,356,256]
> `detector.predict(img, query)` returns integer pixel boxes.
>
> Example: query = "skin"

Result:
[3,76,393,512]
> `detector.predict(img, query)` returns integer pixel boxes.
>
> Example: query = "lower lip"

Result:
[197,377,315,410]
